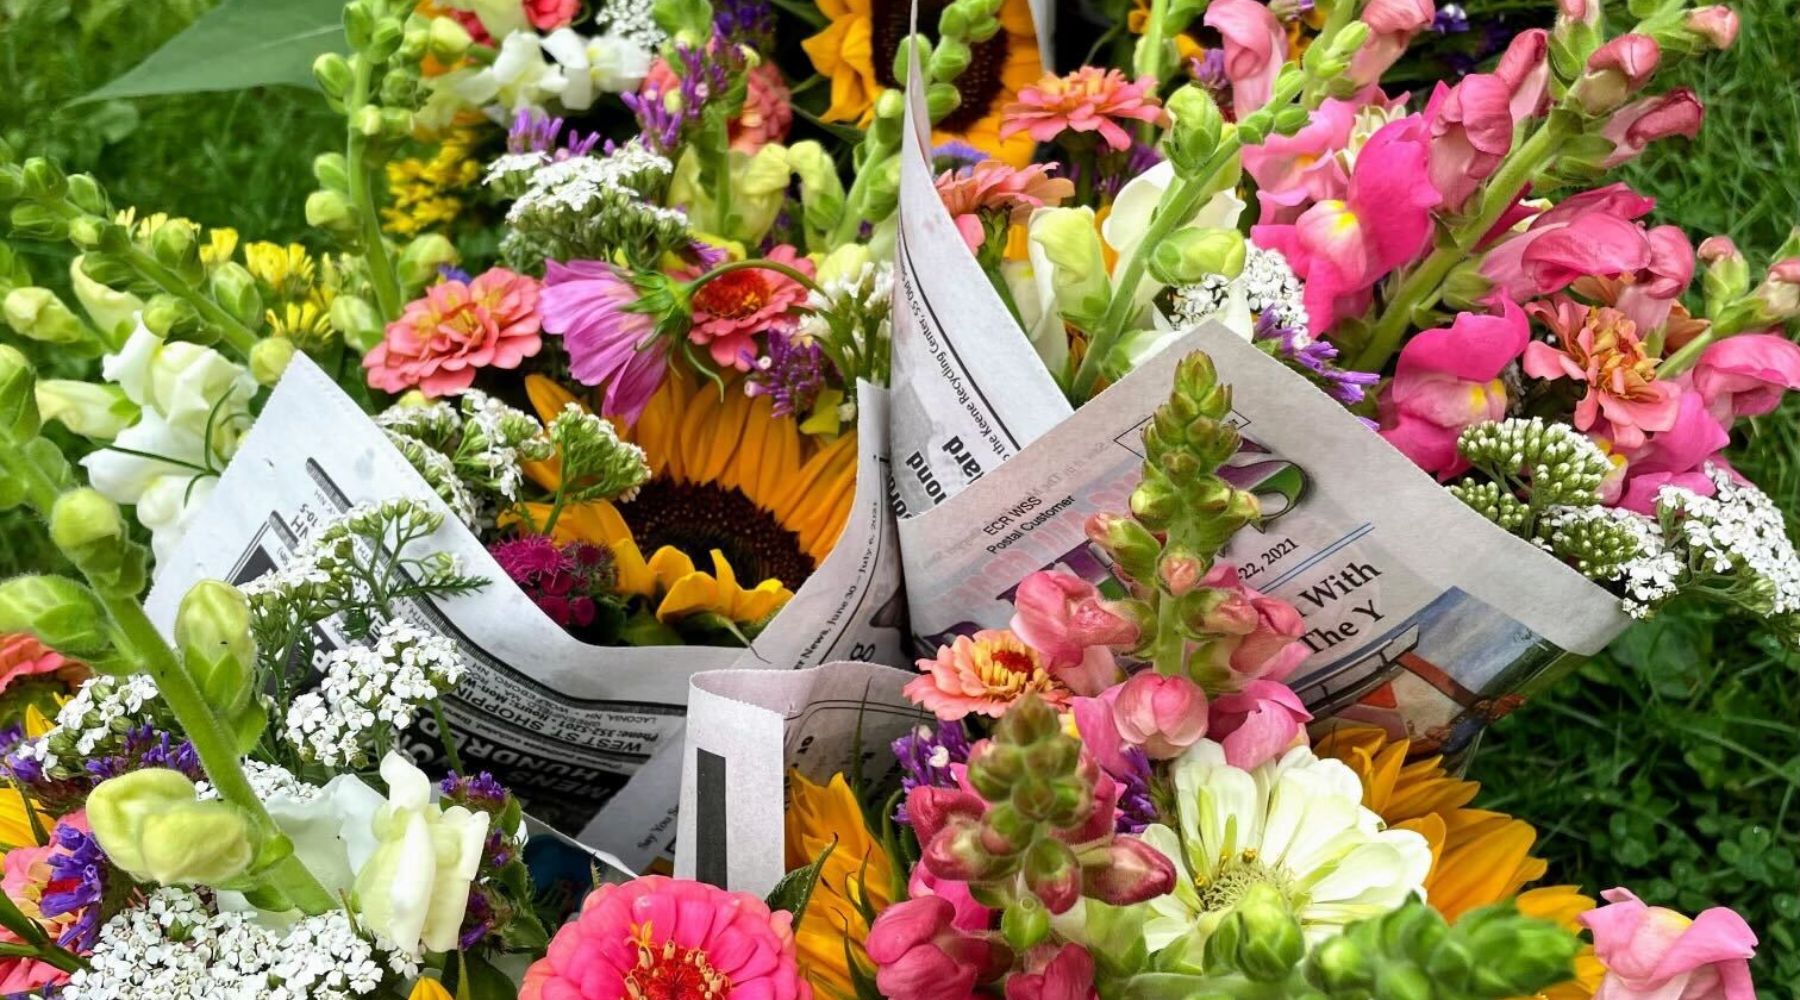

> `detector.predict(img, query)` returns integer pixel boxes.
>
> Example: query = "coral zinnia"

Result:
[801,0,1043,166]
[364,268,542,397]
[538,260,669,425]
[520,875,811,1000]
[934,162,1074,254]
[905,629,1071,720]
[0,633,86,701]
[1001,67,1168,151]
[785,772,896,999]
[689,247,815,371]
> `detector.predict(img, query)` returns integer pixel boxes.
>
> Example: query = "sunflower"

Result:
[0,706,55,850]
[518,370,858,626]
[784,771,896,999]
[802,0,1042,166]
[1315,726,1605,999]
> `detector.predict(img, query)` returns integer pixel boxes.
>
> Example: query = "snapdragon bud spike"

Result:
[0,343,39,443]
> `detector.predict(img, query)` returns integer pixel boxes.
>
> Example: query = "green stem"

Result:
[1659,325,1725,377]
[689,257,830,298]
[1068,140,1240,401]
[345,58,403,322]
[1138,0,1173,88]
[432,699,464,774]
[0,449,60,512]
[99,592,337,914]
[1350,119,1566,372]
[540,486,570,536]
[1150,586,1187,676]
[122,246,259,360]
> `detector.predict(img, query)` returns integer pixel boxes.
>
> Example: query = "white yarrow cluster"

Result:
[22,673,163,774]
[283,620,467,768]
[62,888,416,1000]
[196,759,320,804]
[1170,245,1310,335]
[795,259,894,420]
[596,0,664,50]
[501,141,681,225]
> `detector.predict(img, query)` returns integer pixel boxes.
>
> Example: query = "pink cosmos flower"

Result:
[1580,888,1757,1000]
[0,633,85,696]
[1379,299,1530,477]
[1112,671,1208,760]
[1612,391,1731,512]
[1479,184,1657,300]
[905,629,1073,721]
[1493,29,1552,122]
[866,897,1010,1000]
[1253,116,1440,332]
[1601,89,1704,168]
[525,0,580,30]
[520,875,810,1000]
[1425,74,1514,213]
[1000,68,1167,152]
[689,246,814,370]
[1192,563,1310,683]
[1523,298,1681,450]
[1690,332,1800,424]
[1204,0,1288,119]
[1242,93,1373,225]
[643,58,792,152]
[1009,570,1137,694]
[538,260,667,425]
[1208,680,1312,770]
[935,162,1075,254]
[1348,0,1435,88]
[364,268,542,397]
[1005,944,1100,1000]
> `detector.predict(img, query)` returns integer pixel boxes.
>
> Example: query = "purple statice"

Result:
[623,33,733,156]
[712,0,774,46]
[441,769,511,811]
[1075,141,1163,202]
[0,723,22,758]
[744,332,827,419]
[1189,48,1229,95]
[440,771,521,951]
[1432,2,1470,32]
[1254,311,1380,405]
[39,821,109,952]
[891,721,972,823]
[1113,747,1158,835]
[931,141,988,171]
[84,726,203,784]
[507,108,602,159]
[459,889,497,951]
[687,239,730,270]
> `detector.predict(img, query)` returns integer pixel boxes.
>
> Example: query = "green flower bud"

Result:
[210,262,263,329]
[68,256,144,347]
[64,173,107,215]
[1149,228,1246,286]
[929,37,973,81]
[67,214,108,249]
[343,0,376,49]
[1002,894,1051,950]
[1696,236,1749,317]
[874,87,906,123]
[0,164,22,202]
[149,221,200,280]
[330,293,384,352]
[0,576,111,657]
[380,108,416,140]
[369,17,406,60]
[352,105,385,137]
[175,580,257,717]
[863,157,903,221]
[35,380,139,440]
[1084,511,1160,584]
[0,343,39,443]
[313,152,351,193]
[1374,963,1433,1000]
[1441,260,1494,312]
[87,769,257,886]
[1272,104,1311,137]
[1164,86,1223,174]
[398,233,459,293]
[249,337,298,386]
[50,487,125,553]
[925,82,962,122]
[1307,935,1374,991]
[306,189,359,235]
[892,35,931,87]
[20,157,67,200]
[11,202,70,242]
[141,293,200,340]
[310,54,351,103]
[428,16,474,59]
[1456,905,1581,996]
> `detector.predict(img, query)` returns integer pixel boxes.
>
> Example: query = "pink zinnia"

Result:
[521,875,810,1000]
[538,260,668,425]
[935,162,1075,254]
[689,246,814,371]
[364,268,542,398]
[0,633,85,697]
[1000,68,1167,152]
[905,629,1072,721]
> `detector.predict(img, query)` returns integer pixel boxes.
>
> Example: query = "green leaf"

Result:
[766,837,836,928]
[77,0,346,104]
[451,952,518,1000]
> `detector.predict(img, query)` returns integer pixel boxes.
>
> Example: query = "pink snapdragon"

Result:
[1009,570,1138,694]
[1685,6,1740,49]
[1379,299,1530,477]
[1479,184,1657,300]
[1005,945,1100,1000]
[1690,333,1800,424]
[1000,68,1167,151]
[1493,29,1552,121]
[1207,680,1312,770]
[1574,35,1661,114]
[1191,564,1309,683]
[1424,74,1515,212]
[1253,117,1441,331]
[1615,225,1696,333]
[1580,888,1757,1000]
[1241,94,1369,224]
[1612,391,1731,512]
[867,897,1010,1000]
[1204,0,1288,119]
[1601,89,1704,168]
[1347,0,1435,88]
[1112,671,1208,759]
[1523,298,1681,450]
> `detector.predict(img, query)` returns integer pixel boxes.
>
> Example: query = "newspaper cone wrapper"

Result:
[145,355,906,871]
[884,43,1629,757]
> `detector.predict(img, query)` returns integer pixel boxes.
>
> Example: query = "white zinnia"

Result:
[1141,741,1432,951]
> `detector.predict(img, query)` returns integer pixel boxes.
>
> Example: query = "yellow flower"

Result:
[785,771,896,999]
[242,241,320,300]
[383,130,484,237]
[0,787,39,851]
[408,978,454,1000]
[649,548,791,625]
[802,0,1042,166]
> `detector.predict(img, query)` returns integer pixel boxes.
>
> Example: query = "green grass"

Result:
[4,0,1800,995]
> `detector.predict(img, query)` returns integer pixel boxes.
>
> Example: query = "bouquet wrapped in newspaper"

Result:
[887,0,1800,753]
[673,349,1768,1000]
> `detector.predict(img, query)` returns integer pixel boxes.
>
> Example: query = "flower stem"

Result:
[345,58,403,323]
[122,245,260,360]
[689,257,828,298]
[1149,586,1187,676]
[1350,118,1567,372]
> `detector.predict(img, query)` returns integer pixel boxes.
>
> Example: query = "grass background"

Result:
[3,0,1798,994]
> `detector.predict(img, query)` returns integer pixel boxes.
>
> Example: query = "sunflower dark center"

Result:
[869,0,1012,133]
[619,479,815,591]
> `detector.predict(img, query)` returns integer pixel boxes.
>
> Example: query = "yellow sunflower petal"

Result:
[649,545,699,589]
[656,570,720,623]
[409,979,454,1000]
[1428,817,1541,923]
[0,787,41,850]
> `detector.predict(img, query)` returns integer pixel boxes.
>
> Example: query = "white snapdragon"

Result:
[540,27,653,109]
[283,620,466,768]
[354,752,492,958]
